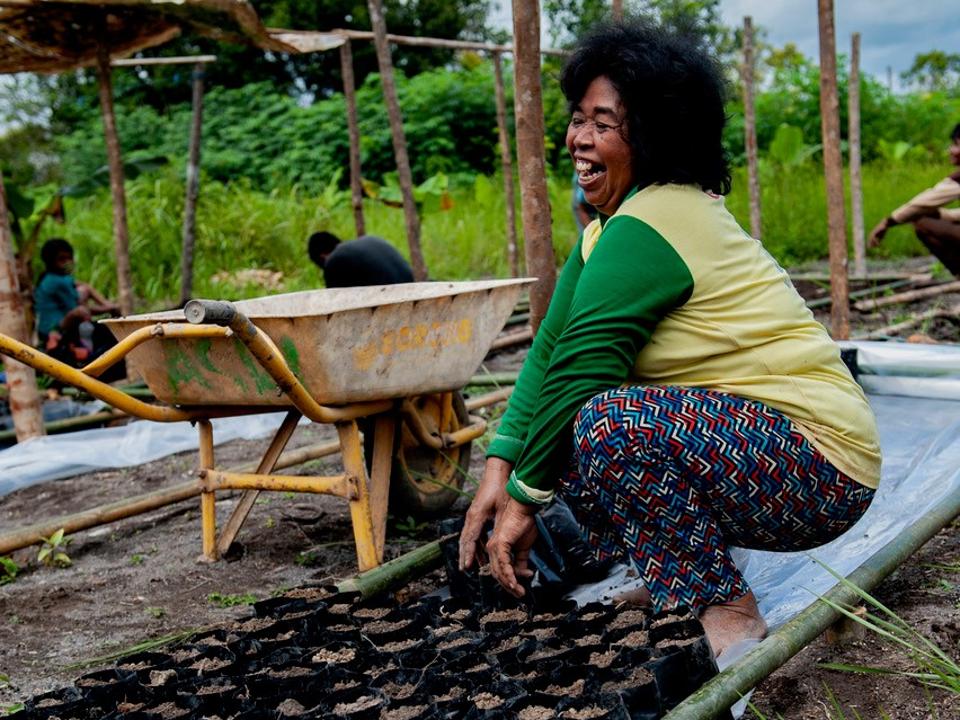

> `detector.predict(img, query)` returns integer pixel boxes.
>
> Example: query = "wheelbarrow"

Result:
[0,278,532,571]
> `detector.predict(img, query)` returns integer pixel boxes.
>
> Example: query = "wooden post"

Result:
[817,0,850,339]
[848,32,866,278]
[96,44,135,316]
[0,170,44,441]
[340,39,366,237]
[492,51,520,277]
[612,0,623,21]
[742,17,762,241]
[366,0,428,280]
[179,63,205,306]
[512,0,556,332]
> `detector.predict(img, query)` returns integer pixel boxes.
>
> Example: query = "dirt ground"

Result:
[1,258,959,717]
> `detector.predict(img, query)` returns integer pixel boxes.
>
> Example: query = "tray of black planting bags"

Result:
[20,527,726,720]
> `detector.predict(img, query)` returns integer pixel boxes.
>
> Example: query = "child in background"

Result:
[35,238,119,365]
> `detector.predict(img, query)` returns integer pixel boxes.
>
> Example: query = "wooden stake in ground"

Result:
[96,43,135,317]
[512,0,556,332]
[492,51,520,277]
[848,32,866,278]
[0,170,44,441]
[742,16,762,241]
[179,62,206,306]
[340,39,366,237]
[366,0,427,280]
[612,0,623,21]
[817,0,850,339]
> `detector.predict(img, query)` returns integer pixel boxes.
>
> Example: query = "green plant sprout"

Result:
[146,607,165,619]
[37,528,71,568]
[0,557,18,585]
[129,554,145,566]
[207,592,257,608]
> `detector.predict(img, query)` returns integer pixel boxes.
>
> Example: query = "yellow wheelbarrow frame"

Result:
[0,298,488,571]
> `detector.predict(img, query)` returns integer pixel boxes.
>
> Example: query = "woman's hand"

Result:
[459,457,512,570]
[486,497,539,598]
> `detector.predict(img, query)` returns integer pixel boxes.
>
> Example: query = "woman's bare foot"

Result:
[699,591,767,659]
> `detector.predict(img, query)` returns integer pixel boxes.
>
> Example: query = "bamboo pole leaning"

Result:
[366,0,428,281]
[852,280,960,312]
[817,0,851,340]
[849,33,866,278]
[512,0,556,333]
[340,39,366,237]
[96,43,135,317]
[179,61,207,306]
[742,17,762,241]
[492,51,520,278]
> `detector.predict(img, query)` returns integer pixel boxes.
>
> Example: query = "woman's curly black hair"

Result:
[561,20,732,195]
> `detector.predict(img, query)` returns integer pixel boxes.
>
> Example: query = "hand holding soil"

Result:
[486,496,539,597]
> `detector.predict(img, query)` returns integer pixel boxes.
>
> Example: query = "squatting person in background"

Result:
[458,20,881,660]
[869,123,960,276]
[307,231,414,288]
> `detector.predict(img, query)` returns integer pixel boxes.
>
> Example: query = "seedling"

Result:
[0,557,18,585]
[129,554,145,566]
[394,515,429,537]
[1,703,24,716]
[295,550,321,567]
[37,528,71,568]
[207,592,257,608]
[146,607,165,618]
[264,516,276,529]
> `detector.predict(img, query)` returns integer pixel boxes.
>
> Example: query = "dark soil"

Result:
[1,256,959,717]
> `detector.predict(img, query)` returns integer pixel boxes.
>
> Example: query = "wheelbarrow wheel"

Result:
[366,391,473,519]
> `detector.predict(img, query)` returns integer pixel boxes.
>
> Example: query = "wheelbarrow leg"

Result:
[216,410,301,558]
[337,416,395,571]
[198,420,218,562]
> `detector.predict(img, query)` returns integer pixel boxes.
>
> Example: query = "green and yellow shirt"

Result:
[488,184,881,505]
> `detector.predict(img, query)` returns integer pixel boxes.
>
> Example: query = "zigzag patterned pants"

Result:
[559,386,875,613]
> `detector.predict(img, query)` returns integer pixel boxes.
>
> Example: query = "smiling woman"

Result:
[458,19,882,666]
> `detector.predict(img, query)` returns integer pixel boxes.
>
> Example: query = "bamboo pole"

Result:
[852,280,960,312]
[849,32,866,278]
[366,0,428,281]
[333,29,566,57]
[336,535,446,598]
[340,39,366,237]
[664,485,960,720]
[96,43,135,317]
[611,0,623,21]
[817,0,850,340]
[512,0,556,333]
[742,17,762,241]
[0,170,44,441]
[465,386,514,411]
[178,63,206,307]
[492,51,520,277]
[0,409,123,442]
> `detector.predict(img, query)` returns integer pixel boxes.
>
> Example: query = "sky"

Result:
[718,0,960,92]
[490,1,960,93]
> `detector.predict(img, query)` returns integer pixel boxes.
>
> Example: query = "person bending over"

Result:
[458,20,880,660]
[307,232,414,288]
[35,238,119,365]
[869,123,960,276]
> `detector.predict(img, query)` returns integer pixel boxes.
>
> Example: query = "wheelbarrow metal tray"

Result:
[104,279,532,407]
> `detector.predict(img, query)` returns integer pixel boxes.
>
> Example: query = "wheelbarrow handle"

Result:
[184,299,238,326]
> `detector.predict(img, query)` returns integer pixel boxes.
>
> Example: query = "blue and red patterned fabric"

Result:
[560,385,875,612]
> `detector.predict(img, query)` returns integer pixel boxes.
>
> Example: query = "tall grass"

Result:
[54,159,950,310]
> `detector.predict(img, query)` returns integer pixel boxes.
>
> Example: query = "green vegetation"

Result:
[0,557,18,585]
[206,591,258,608]
[36,528,71,569]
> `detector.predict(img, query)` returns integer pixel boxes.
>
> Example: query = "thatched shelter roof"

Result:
[0,0,343,74]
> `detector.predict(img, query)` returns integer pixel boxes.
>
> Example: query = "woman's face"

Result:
[566,76,634,216]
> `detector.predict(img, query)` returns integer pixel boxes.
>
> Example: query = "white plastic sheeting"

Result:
[569,341,960,629]
[0,412,299,498]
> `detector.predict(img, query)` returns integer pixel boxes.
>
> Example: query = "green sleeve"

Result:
[505,216,694,504]
[486,238,585,464]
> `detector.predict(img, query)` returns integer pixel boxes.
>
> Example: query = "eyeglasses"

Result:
[569,114,624,136]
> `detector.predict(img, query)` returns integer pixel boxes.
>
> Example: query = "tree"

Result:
[901,51,960,93]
